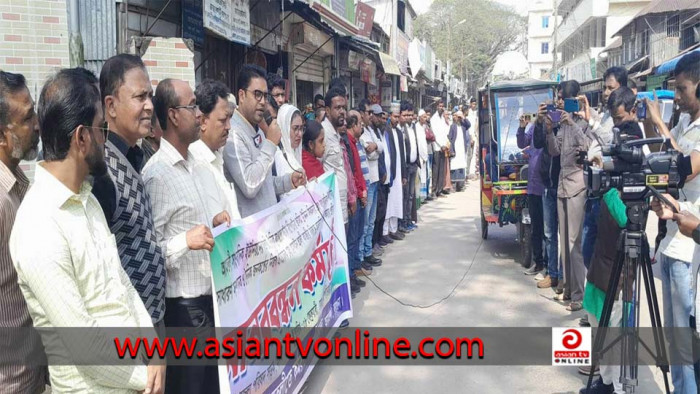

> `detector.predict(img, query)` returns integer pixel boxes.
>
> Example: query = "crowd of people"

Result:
[515,52,700,394]
[0,53,479,394]
[2,47,696,394]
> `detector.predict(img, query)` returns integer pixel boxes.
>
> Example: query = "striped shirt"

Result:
[355,139,371,186]
[0,161,46,394]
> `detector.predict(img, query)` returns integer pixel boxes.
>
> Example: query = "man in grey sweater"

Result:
[224,65,305,218]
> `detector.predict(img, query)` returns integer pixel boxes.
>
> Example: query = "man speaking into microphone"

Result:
[224,64,305,219]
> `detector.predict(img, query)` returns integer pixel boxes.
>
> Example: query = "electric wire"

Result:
[280,145,483,309]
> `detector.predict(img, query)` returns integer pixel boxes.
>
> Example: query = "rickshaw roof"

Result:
[480,79,558,93]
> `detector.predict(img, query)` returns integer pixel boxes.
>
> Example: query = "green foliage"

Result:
[414,0,526,88]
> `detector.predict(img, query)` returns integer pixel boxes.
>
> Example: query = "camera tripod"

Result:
[585,200,670,393]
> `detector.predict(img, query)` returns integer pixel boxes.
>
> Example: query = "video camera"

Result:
[581,128,683,201]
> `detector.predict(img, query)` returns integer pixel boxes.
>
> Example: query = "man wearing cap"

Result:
[359,101,385,262]
[430,100,449,197]
[448,110,470,192]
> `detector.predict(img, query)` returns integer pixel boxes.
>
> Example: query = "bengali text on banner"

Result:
[210,172,353,394]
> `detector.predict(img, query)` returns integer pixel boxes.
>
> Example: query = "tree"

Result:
[415,0,526,96]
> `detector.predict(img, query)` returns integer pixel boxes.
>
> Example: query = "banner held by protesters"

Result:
[210,172,353,394]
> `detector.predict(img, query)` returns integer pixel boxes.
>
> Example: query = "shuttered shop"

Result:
[294,47,325,83]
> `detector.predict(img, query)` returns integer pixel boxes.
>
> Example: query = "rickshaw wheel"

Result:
[520,222,532,268]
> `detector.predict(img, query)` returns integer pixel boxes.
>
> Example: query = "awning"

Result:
[631,67,654,79]
[378,52,401,76]
[600,37,622,54]
[656,45,700,75]
[625,55,649,74]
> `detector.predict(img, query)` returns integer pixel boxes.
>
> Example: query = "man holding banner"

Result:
[145,78,232,394]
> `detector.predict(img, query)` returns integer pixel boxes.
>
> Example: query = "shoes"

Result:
[580,315,591,327]
[554,280,564,294]
[353,276,366,288]
[578,377,613,394]
[361,261,374,271]
[381,235,394,244]
[372,245,384,256]
[426,196,435,201]
[442,190,451,195]
[364,256,382,266]
[567,301,583,312]
[398,227,409,234]
[389,232,405,241]
[534,272,546,281]
[524,264,544,275]
[350,280,360,294]
[537,276,558,289]
[408,223,418,230]
[339,319,350,328]
[355,268,371,277]
[553,292,571,301]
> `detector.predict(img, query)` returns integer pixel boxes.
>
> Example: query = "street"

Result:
[302,180,668,394]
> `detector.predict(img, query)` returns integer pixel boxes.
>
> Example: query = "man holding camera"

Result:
[579,87,643,394]
[542,80,591,312]
[646,51,700,394]
[583,67,628,276]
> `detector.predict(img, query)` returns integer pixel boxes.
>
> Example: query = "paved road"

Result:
[302,180,668,394]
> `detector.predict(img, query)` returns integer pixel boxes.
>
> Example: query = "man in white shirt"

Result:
[11,68,164,394]
[430,99,450,197]
[145,78,231,394]
[645,51,700,393]
[466,98,478,179]
[192,79,239,220]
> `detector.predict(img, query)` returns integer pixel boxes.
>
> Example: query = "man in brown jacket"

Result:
[544,80,591,312]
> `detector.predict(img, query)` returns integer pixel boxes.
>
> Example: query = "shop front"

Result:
[288,21,334,108]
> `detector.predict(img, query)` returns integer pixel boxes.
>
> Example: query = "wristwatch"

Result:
[693,224,700,245]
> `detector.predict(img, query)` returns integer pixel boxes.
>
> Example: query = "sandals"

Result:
[567,301,583,312]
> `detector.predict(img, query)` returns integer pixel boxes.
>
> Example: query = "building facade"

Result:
[527,0,558,79]
[555,0,650,82]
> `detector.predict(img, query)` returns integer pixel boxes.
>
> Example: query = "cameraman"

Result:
[543,80,591,312]
[579,87,643,394]
[646,51,700,394]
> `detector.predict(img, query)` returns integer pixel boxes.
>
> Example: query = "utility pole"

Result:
[552,0,558,81]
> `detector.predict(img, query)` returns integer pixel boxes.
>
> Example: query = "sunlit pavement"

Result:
[302,179,667,393]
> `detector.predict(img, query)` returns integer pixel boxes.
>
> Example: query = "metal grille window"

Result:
[667,15,680,37]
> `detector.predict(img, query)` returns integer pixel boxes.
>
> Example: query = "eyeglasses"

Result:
[291,125,304,134]
[173,104,200,113]
[245,89,269,102]
[69,125,109,141]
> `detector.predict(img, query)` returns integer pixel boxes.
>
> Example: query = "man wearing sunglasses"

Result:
[92,54,168,329]
[224,64,305,218]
